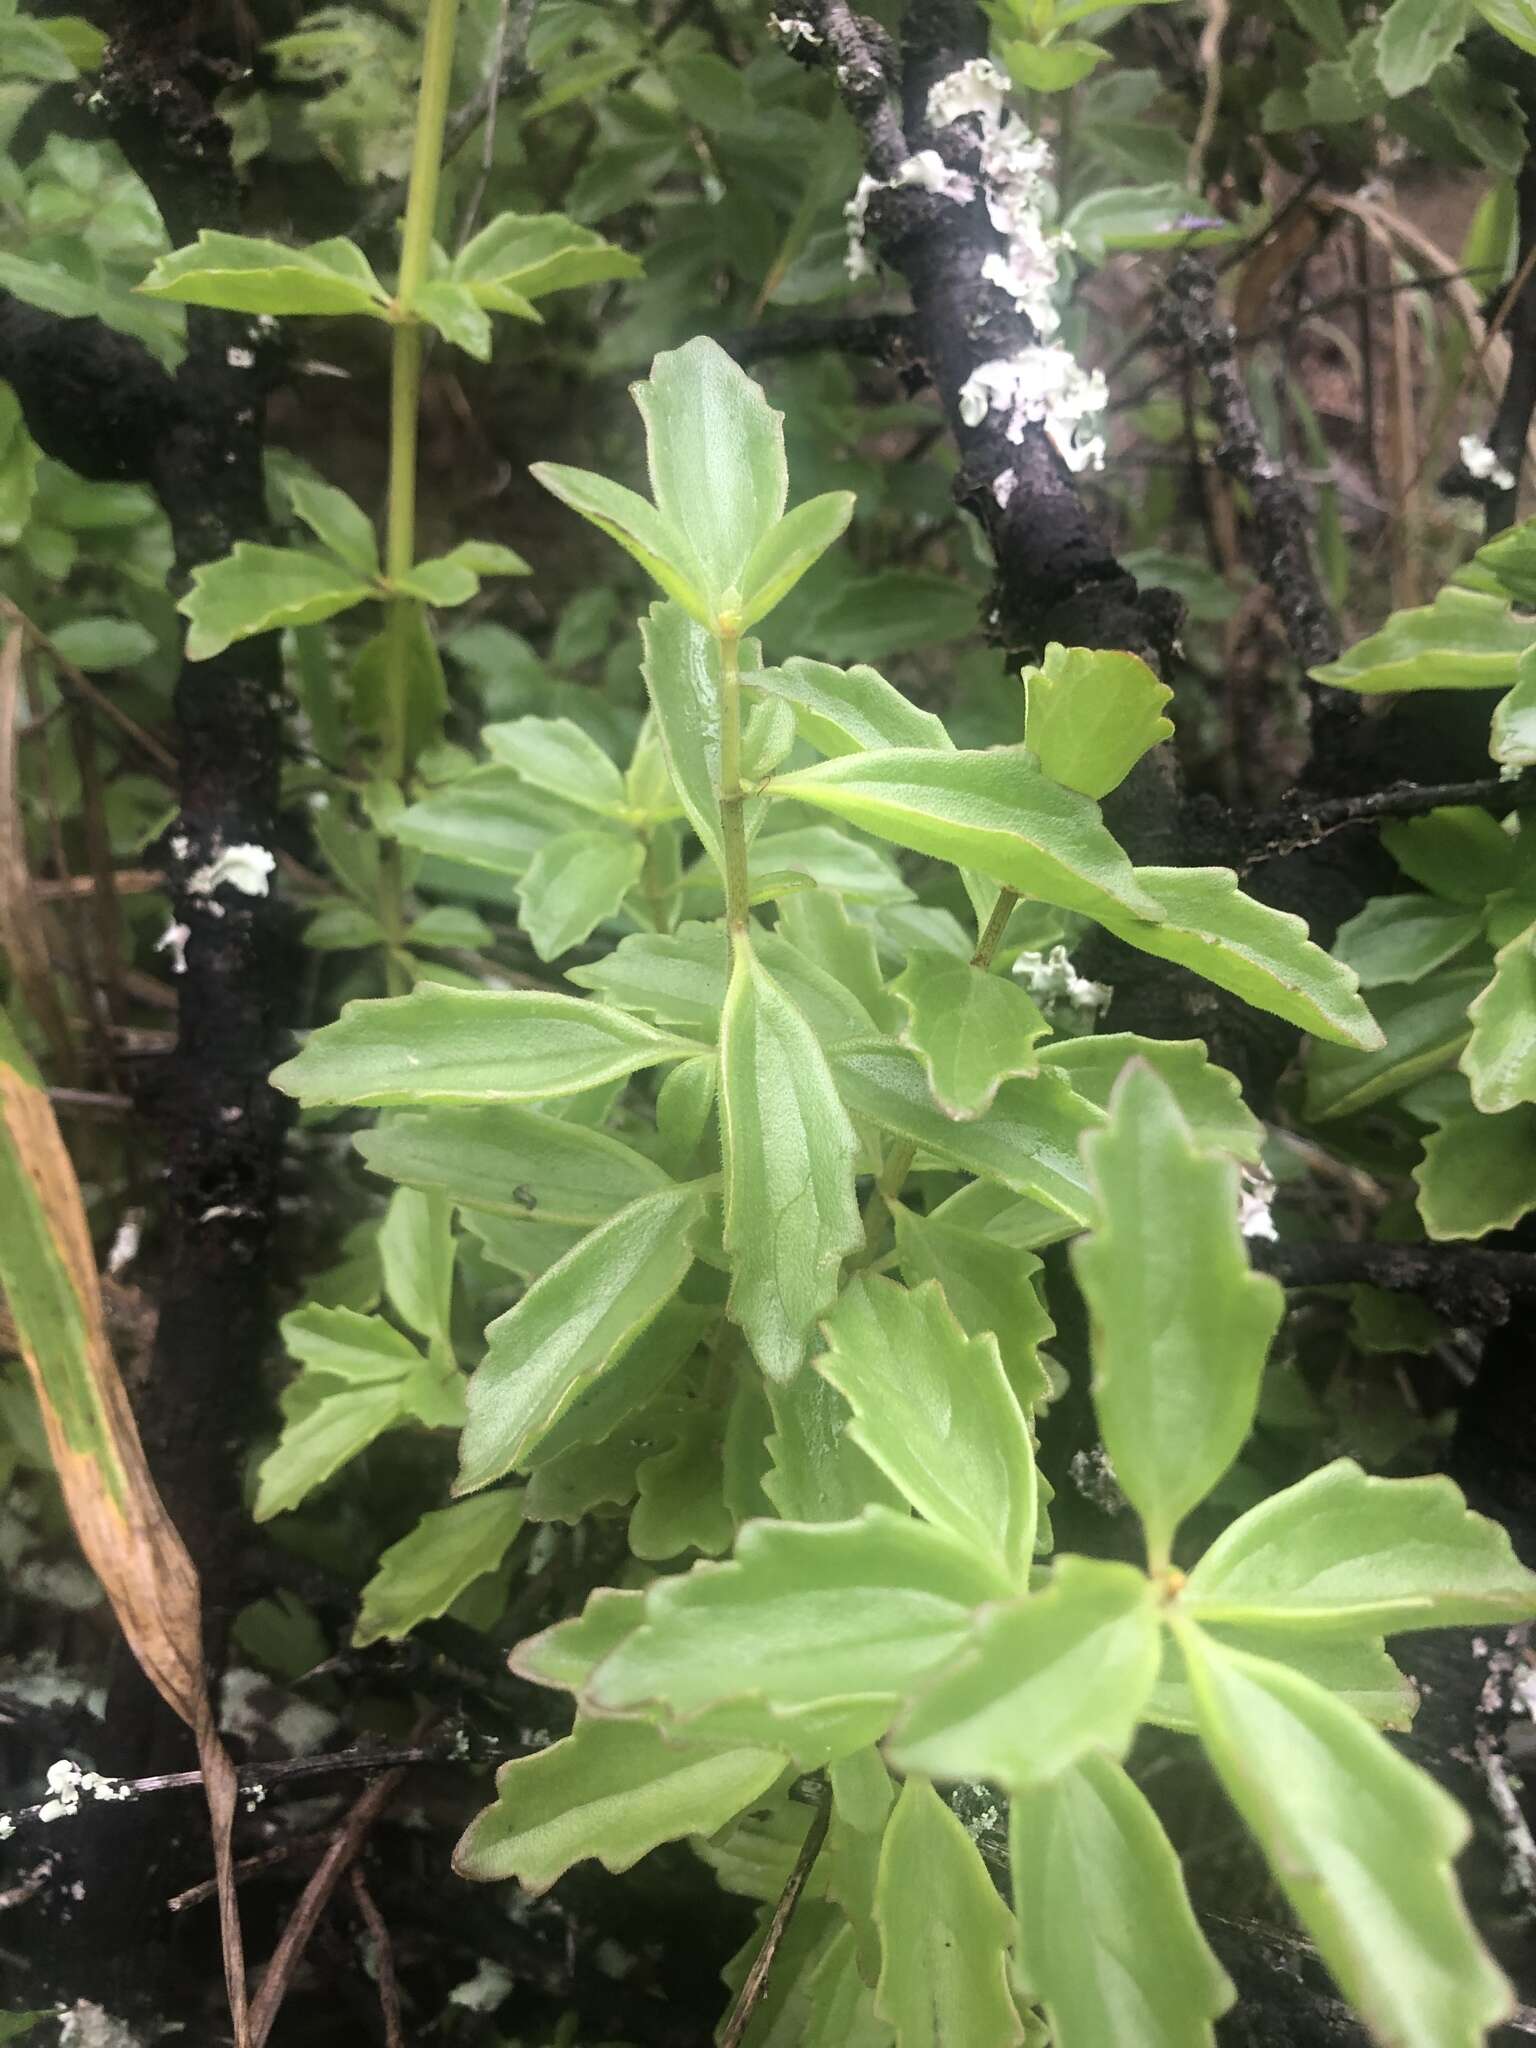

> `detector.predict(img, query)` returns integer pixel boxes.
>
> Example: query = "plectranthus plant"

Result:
[267,338,1536,2047]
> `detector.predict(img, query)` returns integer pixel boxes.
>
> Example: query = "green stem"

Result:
[972,886,1018,971]
[717,625,752,945]
[378,0,461,985]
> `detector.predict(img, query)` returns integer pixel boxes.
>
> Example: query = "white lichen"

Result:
[448,1960,514,2012]
[959,350,1107,473]
[154,919,190,975]
[1011,943,1112,1014]
[225,345,255,370]
[1070,1444,1129,1514]
[1239,1163,1279,1242]
[106,1213,142,1276]
[58,2002,141,2048]
[845,151,976,281]
[187,842,275,899]
[36,1759,133,1822]
[927,57,1011,130]
[992,468,1018,509]
[0,1815,14,1839]
[768,12,822,46]
[1460,433,1517,492]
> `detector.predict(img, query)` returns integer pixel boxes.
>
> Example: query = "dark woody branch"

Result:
[1252,1240,1536,1326]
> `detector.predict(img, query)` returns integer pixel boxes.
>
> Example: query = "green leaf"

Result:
[1009,1753,1233,2048]
[873,1778,1023,2048]
[413,279,493,359]
[778,889,898,1032]
[570,922,875,1045]
[746,826,909,906]
[284,472,379,577]
[404,904,494,951]
[630,1407,735,1560]
[1037,1034,1263,1162]
[391,538,531,606]
[891,1558,1159,1787]
[764,1371,905,1527]
[1072,1063,1282,1567]
[720,941,863,1381]
[532,465,712,623]
[1146,1624,1417,1733]
[1491,647,1536,774]
[270,984,699,1107]
[138,231,389,317]
[1001,35,1108,89]
[1185,1455,1536,1634]
[517,829,646,959]
[456,1184,704,1492]
[768,748,1167,927]
[892,950,1050,1119]
[484,714,628,816]
[1311,585,1536,693]
[378,1186,453,1347]
[178,543,374,660]
[737,493,857,628]
[354,1490,526,1645]
[1461,922,1536,1111]
[633,335,788,612]
[453,1716,781,1891]
[394,767,594,878]
[835,1043,1101,1223]
[889,1203,1054,1413]
[347,608,447,764]
[47,616,156,671]
[1332,895,1484,988]
[1099,867,1383,1050]
[1303,967,1487,1121]
[1022,644,1174,799]
[1179,1627,1512,2048]
[1383,806,1518,902]
[512,1584,647,1693]
[1474,0,1536,55]
[1376,0,1471,95]
[356,1105,671,1224]
[745,655,951,759]
[819,1275,1037,1577]
[586,1508,1005,1743]
[279,1303,422,1383]
[1415,1097,1536,1238]
[1476,512,1536,602]
[0,252,179,366]
[253,1381,409,1520]
[638,602,767,873]
[1063,183,1244,261]
[452,209,641,307]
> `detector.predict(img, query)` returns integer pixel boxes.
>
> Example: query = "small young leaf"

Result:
[1099,866,1383,1050]
[1146,1625,1417,1734]
[178,543,374,660]
[378,1186,453,1347]
[413,279,493,359]
[1311,585,1536,694]
[516,829,646,959]
[532,465,713,623]
[719,942,862,1381]
[1072,1063,1282,1567]
[48,616,157,671]
[1179,1627,1512,2048]
[391,538,531,606]
[1009,1753,1233,2048]
[769,747,1167,927]
[737,492,857,628]
[453,1717,781,1891]
[633,335,789,609]
[279,1304,422,1383]
[394,768,594,879]
[833,1044,1101,1223]
[138,231,390,317]
[637,603,769,874]
[1022,644,1174,799]
[1491,648,1536,775]
[1383,806,1518,902]
[270,984,699,1107]
[819,1274,1037,1577]
[1375,0,1471,96]
[253,1382,410,1521]
[453,210,641,307]
[1415,1097,1536,1238]
[1460,921,1536,1111]
[284,473,379,577]
[873,1778,1023,2048]
[746,655,952,758]
[404,904,494,951]
[1182,1457,1536,1634]
[356,1105,671,1224]
[570,922,875,1045]
[354,1490,525,1645]
[586,1508,1004,1740]
[483,713,628,816]
[892,949,1050,1118]
[456,1183,704,1492]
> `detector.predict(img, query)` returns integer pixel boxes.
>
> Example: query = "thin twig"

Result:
[0,598,176,776]
[350,1866,406,2048]
[720,1778,833,2048]
[1186,0,1229,193]
[1245,769,1536,865]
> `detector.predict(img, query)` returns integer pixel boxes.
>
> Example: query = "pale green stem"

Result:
[378,0,461,992]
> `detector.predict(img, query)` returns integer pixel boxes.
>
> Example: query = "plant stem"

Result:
[972,886,1018,971]
[717,624,752,943]
[378,0,461,990]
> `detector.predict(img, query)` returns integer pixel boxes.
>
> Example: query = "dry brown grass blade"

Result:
[0,1013,249,2046]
